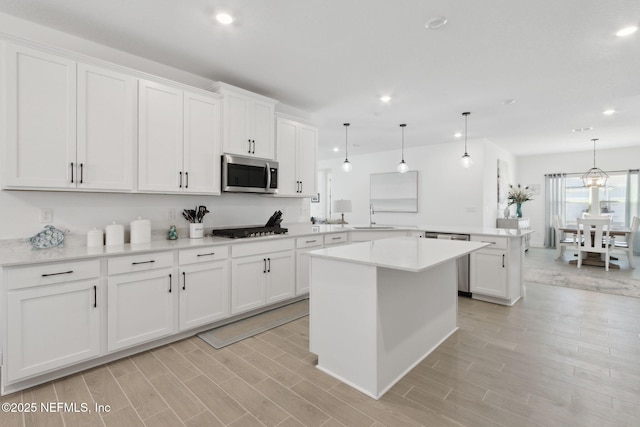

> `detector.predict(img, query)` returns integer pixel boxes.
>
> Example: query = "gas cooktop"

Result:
[211,210,287,239]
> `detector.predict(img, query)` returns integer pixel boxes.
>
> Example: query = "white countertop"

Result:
[309,236,490,272]
[0,222,528,267]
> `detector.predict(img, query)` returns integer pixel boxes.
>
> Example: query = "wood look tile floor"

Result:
[3,248,640,426]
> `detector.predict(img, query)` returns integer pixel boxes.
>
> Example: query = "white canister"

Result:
[105,222,125,246]
[86,228,104,247]
[189,223,204,239]
[130,217,151,244]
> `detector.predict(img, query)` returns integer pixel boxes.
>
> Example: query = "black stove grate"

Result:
[211,226,288,239]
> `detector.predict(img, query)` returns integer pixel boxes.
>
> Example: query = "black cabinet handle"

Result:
[179,171,183,188]
[267,257,271,273]
[132,260,155,265]
[185,172,189,189]
[42,270,73,277]
[305,240,318,244]
[263,258,266,273]
[252,140,256,154]
[70,162,74,183]
[248,139,252,153]
[299,181,303,193]
[502,254,505,268]
[332,237,341,240]
[182,271,186,290]
[169,273,172,293]
[93,285,97,308]
[80,163,84,184]
[197,252,216,257]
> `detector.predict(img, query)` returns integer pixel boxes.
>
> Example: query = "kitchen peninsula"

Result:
[308,237,489,399]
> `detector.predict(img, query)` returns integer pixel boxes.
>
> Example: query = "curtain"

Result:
[626,169,640,254]
[544,173,566,247]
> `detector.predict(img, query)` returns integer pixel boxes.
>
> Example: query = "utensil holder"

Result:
[189,223,204,239]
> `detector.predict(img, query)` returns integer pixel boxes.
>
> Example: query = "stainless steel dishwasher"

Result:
[424,232,471,296]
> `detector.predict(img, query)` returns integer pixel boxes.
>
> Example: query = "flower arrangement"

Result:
[507,184,533,206]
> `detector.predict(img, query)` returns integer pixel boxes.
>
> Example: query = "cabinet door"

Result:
[275,118,298,196]
[7,280,100,382]
[296,248,317,295]
[183,92,221,194]
[77,63,136,191]
[470,250,508,298]
[179,261,230,331]
[4,44,76,189]
[297,124,318,197]
[231,256,266,314]
[251,100,275,159]
[265,251,295,303]
[107,269,175,351]
[222,91,252,155]
[138,80,184,192]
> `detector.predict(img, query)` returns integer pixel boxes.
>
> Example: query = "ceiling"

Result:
[1,0,639,160]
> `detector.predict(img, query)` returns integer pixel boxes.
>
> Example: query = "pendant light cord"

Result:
[400,124,406,161]
[463,112,470,154]
[344,123,350,160]
[592,138,598,168]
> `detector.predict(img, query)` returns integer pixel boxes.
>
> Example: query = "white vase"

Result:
[189,223,204,239]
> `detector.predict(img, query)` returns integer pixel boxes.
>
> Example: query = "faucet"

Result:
[369,204,376,225]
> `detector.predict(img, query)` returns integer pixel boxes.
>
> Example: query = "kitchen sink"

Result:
[351,226,396,229]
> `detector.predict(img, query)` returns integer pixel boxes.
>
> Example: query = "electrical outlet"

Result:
[40,208,53,223]
[168,208,176,221]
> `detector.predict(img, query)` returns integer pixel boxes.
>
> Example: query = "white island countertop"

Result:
[309,236,489,272]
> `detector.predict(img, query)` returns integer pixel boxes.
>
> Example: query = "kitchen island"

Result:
[308,236,489,399]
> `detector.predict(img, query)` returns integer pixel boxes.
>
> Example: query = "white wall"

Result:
[0,12,309,240]
[318,139,515,227]
[517,145,640,247]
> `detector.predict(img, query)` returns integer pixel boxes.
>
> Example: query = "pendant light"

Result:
[581,138,608,187]
[459,112,472,168]
[397,124,409,173]
[341,123,352,172]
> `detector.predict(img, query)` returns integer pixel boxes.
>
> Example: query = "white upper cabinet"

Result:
[4,43,77,189]
[211,82,277,160]
[77,64,136,191]
[138,80,221,194]
[3,43,136,191]
[276,116,318,197]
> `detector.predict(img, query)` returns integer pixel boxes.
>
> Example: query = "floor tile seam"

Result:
[254,376,334,426]
[291,379,377,426]
[182,374,246,426]
[242,336,287,359]
[151,347,202,383]
[403,385,508,427]
[216,374,293,425]
[178,346,238,385]
[240,348,304,387]
[77,371,107,427]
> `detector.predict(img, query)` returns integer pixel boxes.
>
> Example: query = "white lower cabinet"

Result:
[230,239,295,314]
[6,279,101,382]
[296,233,349,295]
[470,249,508,297]
[179,260,230,331]
[107,265,176,352]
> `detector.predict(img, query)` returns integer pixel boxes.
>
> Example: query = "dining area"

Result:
[553,214,639,271]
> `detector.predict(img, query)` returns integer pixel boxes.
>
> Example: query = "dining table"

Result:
[559,224,632,269]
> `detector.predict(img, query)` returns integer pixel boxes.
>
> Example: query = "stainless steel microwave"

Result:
[221,154,278,194]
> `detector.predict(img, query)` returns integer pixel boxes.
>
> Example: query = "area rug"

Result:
[524,267,640,299]
[198,299,309,349]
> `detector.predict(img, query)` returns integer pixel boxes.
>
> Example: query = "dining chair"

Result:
[576,217,614,271]
[553,214,577,260]
[610,216,639,268]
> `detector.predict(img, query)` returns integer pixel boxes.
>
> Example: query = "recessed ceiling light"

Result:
[572,127,593,133]
[333,147,340,152]
[454,132,462,138]
[603,109,616,115]
[215,13,234,25]
[503,99,516,105]
[425,16,448,30]
[380,95,392,103]
[616,26,638,37]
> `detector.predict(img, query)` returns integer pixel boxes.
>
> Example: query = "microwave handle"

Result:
[265,162,271,190]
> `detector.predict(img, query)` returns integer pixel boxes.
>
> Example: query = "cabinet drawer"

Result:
[232,238,294,258]
[324,233,348,245]
[7,259,101,290]
[296,236,323,249]
[108,252,174,275]
[179,246,229,265]
[470,235,508,250]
